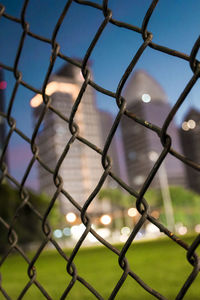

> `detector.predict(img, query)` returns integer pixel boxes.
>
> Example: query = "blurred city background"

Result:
[0,0,200,249]
[1,1,200,299]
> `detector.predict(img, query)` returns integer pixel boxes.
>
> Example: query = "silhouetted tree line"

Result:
[0,182,53,254]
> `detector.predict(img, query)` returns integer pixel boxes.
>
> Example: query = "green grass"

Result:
[1,235,199,299]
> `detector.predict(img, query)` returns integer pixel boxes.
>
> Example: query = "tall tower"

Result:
[31,63,103,214]
[180,108,200,193]
[100,110,128,186]
[121,70,186,190]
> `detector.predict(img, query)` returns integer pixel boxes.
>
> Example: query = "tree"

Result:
[99,186,200,232]
[0,182,58,253]
[145,186,200,230]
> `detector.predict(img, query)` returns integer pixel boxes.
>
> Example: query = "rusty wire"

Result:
[0,0,200,299]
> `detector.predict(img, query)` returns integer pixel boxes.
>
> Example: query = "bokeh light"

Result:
[100,214,112,225]
[66,212,77,223]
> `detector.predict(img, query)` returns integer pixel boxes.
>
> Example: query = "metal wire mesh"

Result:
[0,0,200,299]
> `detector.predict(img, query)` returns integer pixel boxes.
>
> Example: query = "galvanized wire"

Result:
[0,0,200,299]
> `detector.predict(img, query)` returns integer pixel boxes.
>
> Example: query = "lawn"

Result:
[0,235,199,299]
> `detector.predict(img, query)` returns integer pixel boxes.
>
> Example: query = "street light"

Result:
[100,214,112,225]
[149,151,175,232]
[66,212,77,223]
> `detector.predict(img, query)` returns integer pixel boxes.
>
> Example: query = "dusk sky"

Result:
[0,0,200,190]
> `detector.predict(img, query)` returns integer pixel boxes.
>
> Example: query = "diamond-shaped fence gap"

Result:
[15,283,50,300]
[110,272,156,300]
[25,0,67,40]
[29,248,71,299]
[90,22,143,91]
[108,0,152,27]
[0,0,24,18]
[55,1,103,59]
[0,16,23,67]
[62,278,100,300]
[17,35,53,88]
[146,1,200,54]
[96,89,119,119]
[125,237,196,299]
[0,249,30,299]
[71,244,123,299]
[124,46,193,113]
[5,84,38,139]
[7,133,33,183]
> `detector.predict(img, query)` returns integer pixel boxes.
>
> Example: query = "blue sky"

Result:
[0,0,200,189]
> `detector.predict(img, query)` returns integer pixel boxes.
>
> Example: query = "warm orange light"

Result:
[100,214,112,225]
[151,210,160,219]
[30,81,80,108]
[30,95,43,108]
[66,212,77,223]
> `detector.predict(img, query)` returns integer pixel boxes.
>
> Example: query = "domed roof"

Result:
[123,70,168,105]
[56,63,82,81]
[55,60,92,82]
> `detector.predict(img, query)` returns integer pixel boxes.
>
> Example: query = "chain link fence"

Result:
[0,0,200,299]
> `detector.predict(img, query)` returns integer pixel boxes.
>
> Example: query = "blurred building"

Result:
[180,108,200,193]
[31,63,104,214]
[100,110,128,186]
[121,70,186,190]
